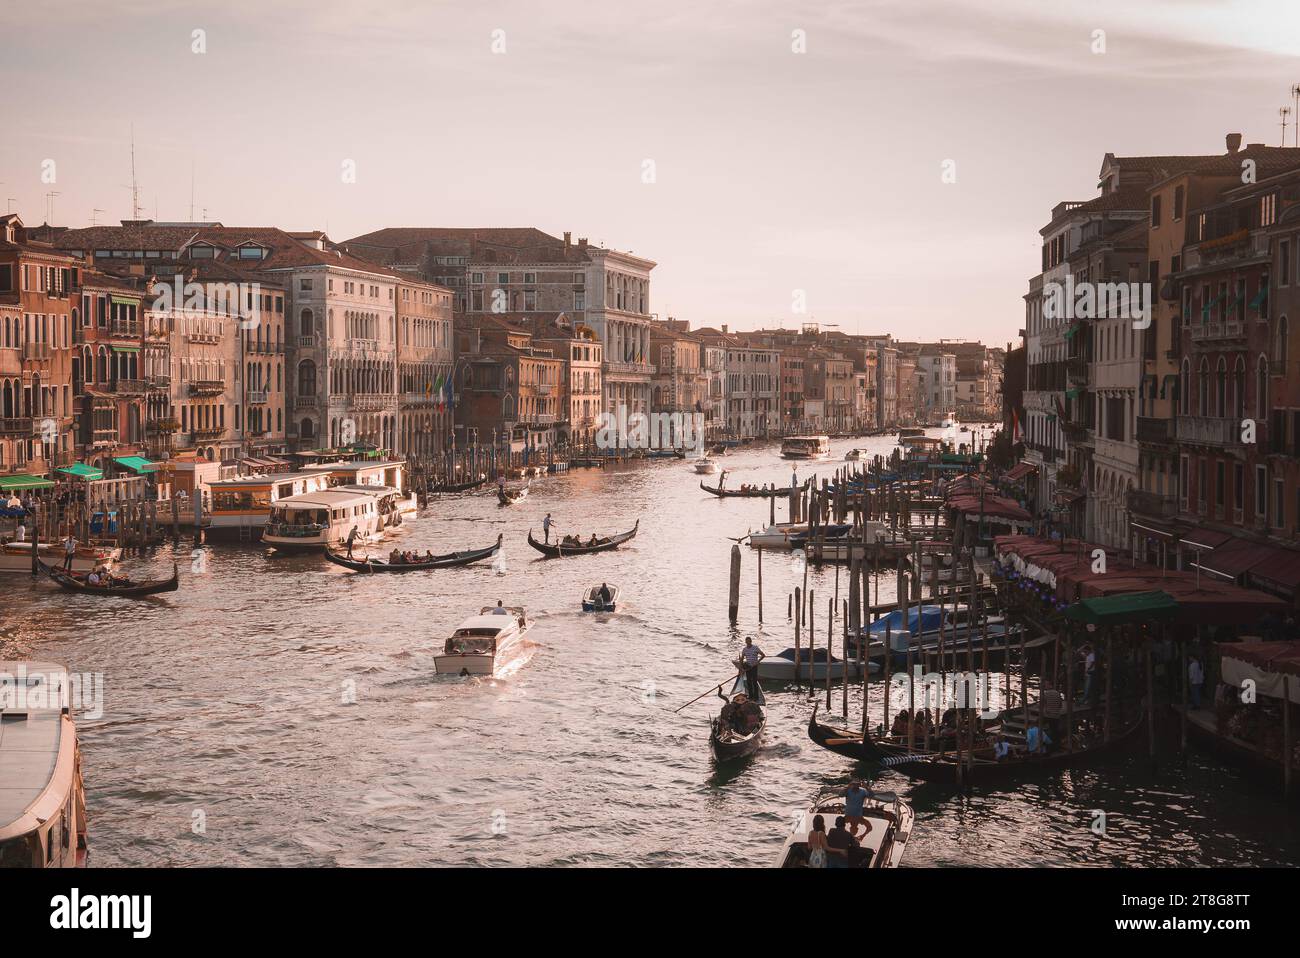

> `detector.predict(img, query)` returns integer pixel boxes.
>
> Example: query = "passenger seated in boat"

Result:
[994,736,1011,762]
[425,550,435,561]
[825,816,860,868]
[1025,722,1050,755]
[389,549,402,564]
[491,600,510,615]
[588,534,599,546]
[86,570,102,586]
[717,688,739,730]
[890,709,911,737]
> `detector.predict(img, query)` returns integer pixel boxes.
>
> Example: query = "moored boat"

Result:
[709,671,765,762]
[429,473,487,494]
[527,520,638,557]
[325,534,503,572]
[581,583,620,612]
[0,541,119,575]
[0,661,89,867]
[263,489,384,551]
[756,646,879,682]
[774,786,914,868]
[433,606,530,676]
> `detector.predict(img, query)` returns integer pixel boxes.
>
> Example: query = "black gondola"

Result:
[429,474,487,494]
[526,520,638,557]
[39,559,179,598]
[325,534,502,572]
[699,479,807,499]
[710,671,766,762]
[806,701,1146,784]
[497,482,529,506]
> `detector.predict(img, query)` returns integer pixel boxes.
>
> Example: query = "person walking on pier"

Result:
[1188,654,1205,709]
[542,513,554,543]
[738,636,765,698]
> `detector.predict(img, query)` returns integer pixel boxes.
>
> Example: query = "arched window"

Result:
[301,418,315,440]
[1232,357,1246,419]
[1257,355,1269,420]
[1198,357,1209,416]
[299,308,314,337]
[1215,357,1227,418]
[1180,359,1190,415]
[1276,315,1289,370]
[298,360,317,397]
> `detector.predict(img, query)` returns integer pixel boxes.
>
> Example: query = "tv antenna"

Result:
[91,208,104,226]
[1281,106,1293,148]
[1292,84,1300,147]
[129,123,140,219]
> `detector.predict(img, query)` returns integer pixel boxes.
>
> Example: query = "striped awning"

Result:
[0,474,55,490]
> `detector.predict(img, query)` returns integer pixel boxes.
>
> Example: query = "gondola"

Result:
[39,559,178,598]
[806,701,1146,784]
[526,520,638,557]
[429,474,487,494]
[709,444,727,456]
[644,449,687,460]
[325,534,502,572]
[699,479,806,499]
[497,482,529,506]
[710,671,766,762]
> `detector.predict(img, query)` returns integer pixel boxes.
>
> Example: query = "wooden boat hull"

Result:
[40,560,178,598]
[710,719,764,761]
[497,487,528,506]
[433,653,495,676]
[430,477,486,494]
[700,481,805,499]
[325,535,502,572]
[527,520,638,558]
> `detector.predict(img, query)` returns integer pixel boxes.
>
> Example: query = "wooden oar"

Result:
[673,672,743,713]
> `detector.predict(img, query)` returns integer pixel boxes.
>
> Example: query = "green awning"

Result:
[1045,413,1057,422]
[0,474,55,491]
[111,345,140,353]
[113,455,159,474]
[1065,387,1083,400]
[58,463,103,480]
[111,295,137,307]
[1064,590,1179,626]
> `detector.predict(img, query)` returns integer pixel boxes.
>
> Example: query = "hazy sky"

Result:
[4,0,1299,344]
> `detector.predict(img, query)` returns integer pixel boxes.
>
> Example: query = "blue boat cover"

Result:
[864,606,945,650]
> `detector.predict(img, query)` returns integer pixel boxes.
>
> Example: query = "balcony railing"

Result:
[185,331,221,345]
[147,375,171,391]
[147,419,180,434]
[246,390,269,404]
[1175,415,1241,448]
[297,336,315,348]
[22,343,52,362]
[1136,416,1172,445]
[604,361,656,377]
[111,322,140,338]
[190,426,224,440]
[105,379,147,395]
[188,380,226,397]
[0,417,33,436]
[1187,319,1246,344]
[294,396,317,409]
[1127,488,1178,519]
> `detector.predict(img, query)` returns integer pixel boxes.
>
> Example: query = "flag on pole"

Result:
[1012,408,1023,443]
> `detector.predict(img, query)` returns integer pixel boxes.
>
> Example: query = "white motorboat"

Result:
[581,584,620,612]
[775,787,914,868]
[845,448,867,461]
[434,606,529,676]
[693,458,718,475]
[756,647,880,682]
[0,541,119,575]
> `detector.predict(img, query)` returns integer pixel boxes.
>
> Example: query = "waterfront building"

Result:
[454,314,565,454]
[73,272,148,469]
[395,277,454,461]
[649,319,707,444]
[532,313,602,448]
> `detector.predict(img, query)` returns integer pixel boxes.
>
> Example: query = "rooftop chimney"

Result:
[563,231,571,250]
[577,237,587,250]
[1226,132,1242,154]
[721,324,728,334]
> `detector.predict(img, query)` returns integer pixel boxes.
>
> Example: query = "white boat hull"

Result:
[0,543,119,574]
[758,658,879,681]
[434,653,495,676]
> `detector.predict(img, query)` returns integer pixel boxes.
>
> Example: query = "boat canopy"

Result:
[866,606,945,648]
[1064,591,1179,626]
[776,647,839,663]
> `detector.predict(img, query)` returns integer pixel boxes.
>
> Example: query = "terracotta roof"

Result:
[341,227,593,266]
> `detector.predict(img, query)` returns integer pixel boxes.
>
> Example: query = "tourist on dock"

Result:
[1189,654,1205,709]
[542,513,554,543]
[738,636,766,698]
[1025,721,1047,755]
[62,534,78,571]
[994,736,1011,762]
[344,525,359,558]
[1081,645,1097,704]
[806,815,830,868]
[844,781,871,840]
[825,816,858,868]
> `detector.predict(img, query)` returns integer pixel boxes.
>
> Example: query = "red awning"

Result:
[1197,537,1274,580]
[1248,549,1300,596]
[1217,641,1300,678]
[1179,527,1232,552]
[1003,461,1037,482]
[949,494,1031,522]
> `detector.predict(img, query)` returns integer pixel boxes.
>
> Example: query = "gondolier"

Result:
[62,534,77,571]
[345,526,359,559]
[738,636,765,698]
[543,513,554,543]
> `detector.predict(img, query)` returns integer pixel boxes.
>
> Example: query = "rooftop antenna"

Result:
[130,123,140,220]
[91,208,104,226]
[1281,106,1293,148]
[1293,84,1300,147]
[45,191,61,223]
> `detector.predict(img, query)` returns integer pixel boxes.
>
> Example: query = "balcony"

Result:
[185,331,220,345]
[22,342,52,362]
[188,380,226,397]
[349,394,396,411]
[147,418,180,434]
[0,417,33,436]
[297,336,315,348]
[111,322,140,338]
[246,390,269,404]
[1135,415,1173,446]
[191,426,224,440]
[535,384,553,396]
[1175,415,1241,448]
[1127,488,1178,519]
[1187,319,1246,346]
[604,361,656,378]
[105,379,147,395]
[294,396,317,410]
[147,375,171,391]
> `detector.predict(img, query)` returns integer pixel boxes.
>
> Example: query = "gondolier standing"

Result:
[62,533,78,571]
[345,525,359,559]
[543,513,554,543]
[738,636,765,698]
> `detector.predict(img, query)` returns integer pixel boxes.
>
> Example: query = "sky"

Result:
[2,0,1299,346]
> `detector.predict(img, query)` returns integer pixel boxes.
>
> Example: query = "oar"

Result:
[673,672,743,713]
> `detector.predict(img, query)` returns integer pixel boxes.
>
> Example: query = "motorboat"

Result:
[433,606,530,676]
[263,489,383,551]
[581,584,620,612]
[781,435,831,460]
[756,646,879,682]
[693,458,718,475]
[774,787,914,867]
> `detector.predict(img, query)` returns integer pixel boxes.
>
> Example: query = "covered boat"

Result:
[433,606,529,676]
[756,646,878,682]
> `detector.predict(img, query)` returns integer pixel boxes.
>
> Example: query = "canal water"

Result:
[5,428,1299,867]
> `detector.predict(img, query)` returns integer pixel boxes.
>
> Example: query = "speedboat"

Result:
[581,584,620,612]
[433,606,529,676]
[693,457,718,475]
[775,787,914,868]
[756,646,879,682]
[845,448,867,461]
